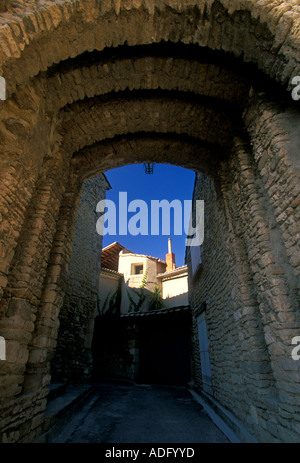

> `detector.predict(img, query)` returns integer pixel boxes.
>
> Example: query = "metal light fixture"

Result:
[144,162,154,174]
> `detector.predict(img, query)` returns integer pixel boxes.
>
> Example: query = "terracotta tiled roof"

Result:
[120,251,166,264]
[156,265,188,278]
[101,241,167,271]
[120,305,190,318]
[100,267,123,276]
[101,242,131,271]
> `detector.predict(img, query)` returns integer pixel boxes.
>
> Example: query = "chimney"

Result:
[166,238,176,271]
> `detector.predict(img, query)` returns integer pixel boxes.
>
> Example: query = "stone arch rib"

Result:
[0,0,299,96]
[58,90,242,155]
[72,132,225,180]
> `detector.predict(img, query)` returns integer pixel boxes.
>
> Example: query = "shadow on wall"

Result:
[91,304,192,385]
[163,292,189,309]
[98,271,189,316]
[123,280,165,313]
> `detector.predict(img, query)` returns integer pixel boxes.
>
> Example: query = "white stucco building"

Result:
[98,239,189,315]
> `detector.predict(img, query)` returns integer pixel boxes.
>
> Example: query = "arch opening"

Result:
[0,0,299,443]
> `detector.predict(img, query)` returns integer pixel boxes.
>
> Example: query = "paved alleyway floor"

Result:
[47,382,229,443]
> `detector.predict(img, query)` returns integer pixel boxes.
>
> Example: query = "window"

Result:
[131,263,144,275]
[196,305,213,395]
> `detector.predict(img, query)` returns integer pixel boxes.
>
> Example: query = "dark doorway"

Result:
[138,312,191,386]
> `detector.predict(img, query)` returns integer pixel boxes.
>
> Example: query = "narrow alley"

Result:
[44,382,229,444]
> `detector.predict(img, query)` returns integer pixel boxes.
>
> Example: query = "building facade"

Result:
[93,240,191,384]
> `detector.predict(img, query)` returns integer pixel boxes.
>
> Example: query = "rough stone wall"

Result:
[92,318,139,382]
[0,161,82,442]
[51,174,110,383]
[187,119,300,442]
[240,99,300,442]
[187,173,258,425]
[0,0,299,92]
[187,170,278,442]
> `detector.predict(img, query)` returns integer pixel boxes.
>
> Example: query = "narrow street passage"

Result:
[47,382,229,443]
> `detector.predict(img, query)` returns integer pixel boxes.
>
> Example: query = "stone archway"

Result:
[0,0,299,443]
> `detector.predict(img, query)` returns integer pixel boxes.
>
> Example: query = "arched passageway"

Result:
[0,0,299,443]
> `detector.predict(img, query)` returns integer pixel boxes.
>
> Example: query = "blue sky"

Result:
[102,163,196,267]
